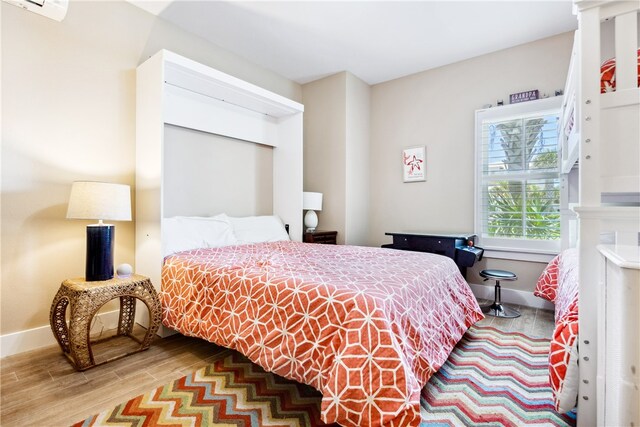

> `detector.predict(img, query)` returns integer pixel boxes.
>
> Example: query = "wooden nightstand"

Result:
[49,274,161,371]
[304,230,338,244]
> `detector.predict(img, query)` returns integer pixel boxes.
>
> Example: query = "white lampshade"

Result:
[303,192,323,211]
[67,181,132,222]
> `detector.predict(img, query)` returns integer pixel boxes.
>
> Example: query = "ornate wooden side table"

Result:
[49,274,161,371]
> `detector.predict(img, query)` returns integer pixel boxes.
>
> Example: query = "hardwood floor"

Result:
[475,298,556,338]
[0,301,555,427]
[0,326,221,426]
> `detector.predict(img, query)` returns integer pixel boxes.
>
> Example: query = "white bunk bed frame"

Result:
[562,1,640,425]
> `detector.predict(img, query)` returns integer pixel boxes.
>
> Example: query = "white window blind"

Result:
[475,97,562,254]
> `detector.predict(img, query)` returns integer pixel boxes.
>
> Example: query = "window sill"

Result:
[482,248,557,263]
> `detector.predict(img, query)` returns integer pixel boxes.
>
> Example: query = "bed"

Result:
[558,1,640,425]
[159,232,483,427]
[535,249,579,414]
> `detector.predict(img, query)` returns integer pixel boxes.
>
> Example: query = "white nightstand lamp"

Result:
[303,192,323,232]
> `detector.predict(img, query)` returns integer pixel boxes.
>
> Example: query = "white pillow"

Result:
[162,214,237,257]
[228,215,290,244]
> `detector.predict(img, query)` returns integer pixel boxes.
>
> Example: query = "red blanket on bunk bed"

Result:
[600,47,640,93]
[160,241,484,427]
[535,248,579,413]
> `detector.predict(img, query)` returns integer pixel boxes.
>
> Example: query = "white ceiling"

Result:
[131,1,578,85]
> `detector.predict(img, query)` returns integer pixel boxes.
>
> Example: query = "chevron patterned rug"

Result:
[72,345,336,427]
[421,325,577,426]
[73,325,575,427]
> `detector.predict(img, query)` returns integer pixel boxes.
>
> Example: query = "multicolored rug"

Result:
[73,326,575,427]
[421,325,577,426]
[72,347,337,427]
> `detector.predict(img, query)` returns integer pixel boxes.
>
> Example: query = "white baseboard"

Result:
[469,282,555,311]
[0,309,121,358]
[1,306,173,358]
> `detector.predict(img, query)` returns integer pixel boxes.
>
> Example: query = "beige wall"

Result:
[1,0,300,335]
[302,73,347,242]
[302,72,370,245]
[344,73,371,246]
[369,32,574,291]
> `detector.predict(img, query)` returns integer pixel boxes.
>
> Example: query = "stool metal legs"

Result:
[481,279,521,318]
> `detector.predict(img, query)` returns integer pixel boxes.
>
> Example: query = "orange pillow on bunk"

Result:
[600,47,640,93]
[534,253,560,302]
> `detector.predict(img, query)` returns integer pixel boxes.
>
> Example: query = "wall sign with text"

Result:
[510,90,539,104]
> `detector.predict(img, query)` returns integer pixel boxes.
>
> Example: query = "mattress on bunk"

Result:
[160,241,484,427]
[535,248,579,413]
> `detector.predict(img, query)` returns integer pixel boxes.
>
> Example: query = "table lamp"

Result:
[66,181,132,281]
[303,192,323,232]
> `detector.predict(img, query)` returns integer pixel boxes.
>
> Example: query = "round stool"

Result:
[480,269,520,318]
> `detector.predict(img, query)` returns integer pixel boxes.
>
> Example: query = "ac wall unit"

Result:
[2,0,68,22]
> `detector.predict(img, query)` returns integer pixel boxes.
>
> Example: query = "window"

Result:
[475,97,562,255]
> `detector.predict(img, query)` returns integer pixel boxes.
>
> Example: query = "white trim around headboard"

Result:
[135,50,304,297]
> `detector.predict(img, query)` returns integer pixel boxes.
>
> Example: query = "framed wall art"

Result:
[402,146,426,182]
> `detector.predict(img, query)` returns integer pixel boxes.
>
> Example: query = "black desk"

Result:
[382,232,483,278]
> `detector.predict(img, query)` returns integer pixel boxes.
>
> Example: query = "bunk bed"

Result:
[557,1,640,426]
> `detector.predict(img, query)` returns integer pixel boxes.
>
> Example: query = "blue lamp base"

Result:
[86,225,114,281]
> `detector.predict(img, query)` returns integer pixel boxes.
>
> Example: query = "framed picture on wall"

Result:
[402,146,426,182]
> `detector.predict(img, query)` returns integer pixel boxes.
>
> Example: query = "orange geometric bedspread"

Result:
[160,241,483,427]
